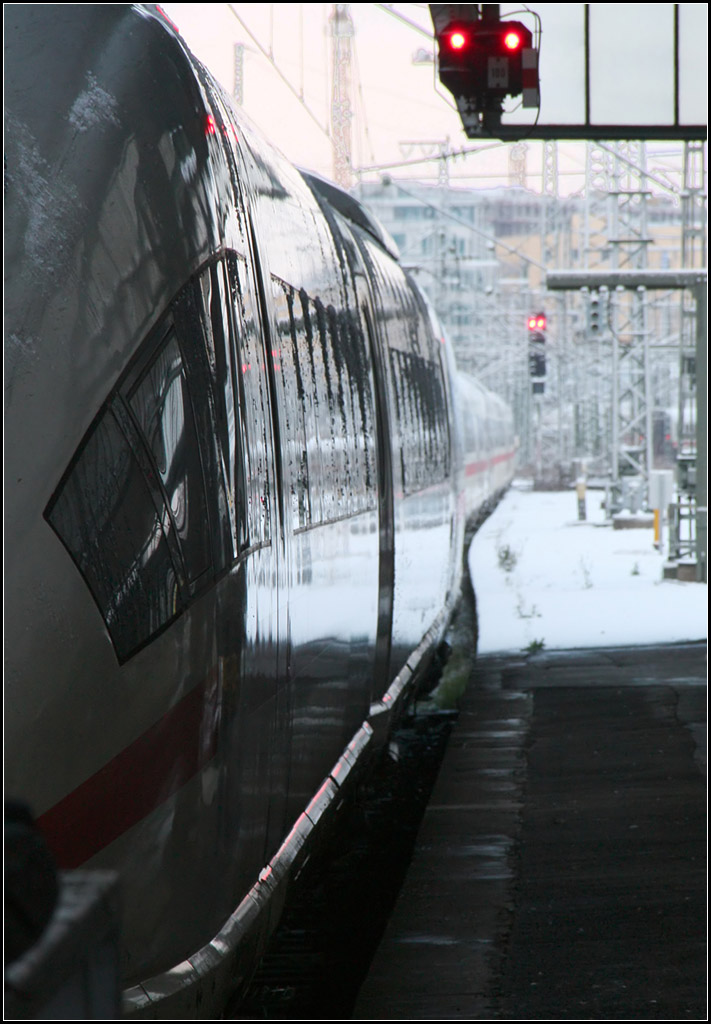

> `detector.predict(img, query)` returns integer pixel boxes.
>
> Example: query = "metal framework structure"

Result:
[534,141,570,484]
[548,267,707,580]
[679,141,706,451]
[330,3,354,189]
[576,142,669,492]
[233,43,244,105]
[609,143,654,483]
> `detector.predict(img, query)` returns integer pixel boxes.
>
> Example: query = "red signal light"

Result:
[528,313,547,331]
[503,29,523,51]
[447,29,469,52]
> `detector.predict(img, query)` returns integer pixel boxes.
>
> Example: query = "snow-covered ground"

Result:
[469,482,708,655]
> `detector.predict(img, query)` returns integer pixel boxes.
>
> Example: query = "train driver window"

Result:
[45,405,184,663]
[128,329,211,590]
[46,320,217,663]
[45,260,265,663]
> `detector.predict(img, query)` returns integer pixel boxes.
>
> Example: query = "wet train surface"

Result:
[4,5,516,1016]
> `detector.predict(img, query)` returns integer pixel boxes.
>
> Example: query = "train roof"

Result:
[300,169,401,262]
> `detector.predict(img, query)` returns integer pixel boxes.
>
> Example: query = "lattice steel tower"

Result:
[330,4,354,189]
[584,141,656,489]
[679,141,706,453]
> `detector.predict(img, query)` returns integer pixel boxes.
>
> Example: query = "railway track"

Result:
[226,705,457,1020]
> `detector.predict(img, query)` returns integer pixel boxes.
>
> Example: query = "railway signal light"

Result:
[528,311,546,390]
[446,28,469,53]
[589,292,600,334]
[529,351,546,377]
[433,13,538,117]
[588,291,607,336]
[503,28,523,51]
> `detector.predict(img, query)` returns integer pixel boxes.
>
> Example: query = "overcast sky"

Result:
[162,3,706,194]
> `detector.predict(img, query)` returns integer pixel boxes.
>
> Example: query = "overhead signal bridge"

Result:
[430,3,707,141]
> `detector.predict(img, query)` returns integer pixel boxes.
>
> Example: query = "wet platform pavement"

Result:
[354,642,707,1021]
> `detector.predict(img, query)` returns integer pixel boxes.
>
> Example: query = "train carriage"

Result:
[5,5,515,1016]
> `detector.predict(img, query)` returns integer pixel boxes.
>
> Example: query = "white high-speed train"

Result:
[5,5,516,1016]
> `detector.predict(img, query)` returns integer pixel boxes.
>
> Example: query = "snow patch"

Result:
[470,487,707,655]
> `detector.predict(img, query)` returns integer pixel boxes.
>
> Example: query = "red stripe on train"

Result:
[37,672,220,869]
[465,449,516,476]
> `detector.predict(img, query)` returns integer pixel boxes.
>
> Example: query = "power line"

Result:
[357,140,505,174]
[226,4,331,142]
[374,4,433,38]
[389,181,548,271]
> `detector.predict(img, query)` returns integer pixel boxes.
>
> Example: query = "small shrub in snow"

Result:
[497,544,518,573]
[579,557,594,589]
[526,639,545,654]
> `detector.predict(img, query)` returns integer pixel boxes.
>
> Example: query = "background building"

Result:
[355,168,692,488]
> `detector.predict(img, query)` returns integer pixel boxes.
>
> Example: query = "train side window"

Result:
[270,279,380,528]
[347,307,379,510]
[128,329,211,588]
[361,239,450,496]
[191,261,246,559]
[46,407,183,663]
[309,294,352,523]
[226,252,273,546]
[272,280,311,530]
[325,301,377,516]
[297,291,325,525]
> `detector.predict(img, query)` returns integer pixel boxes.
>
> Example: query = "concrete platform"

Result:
[353,642,707,1021]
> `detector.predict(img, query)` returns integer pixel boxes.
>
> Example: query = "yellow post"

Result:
[654,508,660,546]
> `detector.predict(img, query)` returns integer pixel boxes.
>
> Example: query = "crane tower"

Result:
[330,4,354,189]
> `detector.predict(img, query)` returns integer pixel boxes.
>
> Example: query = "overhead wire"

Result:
[351,27,378,171]
[390,180,548,271]
[226,3,332,141]
[374,3,434,39]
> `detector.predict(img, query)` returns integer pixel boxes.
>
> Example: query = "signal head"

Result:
[433,13,537,118]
